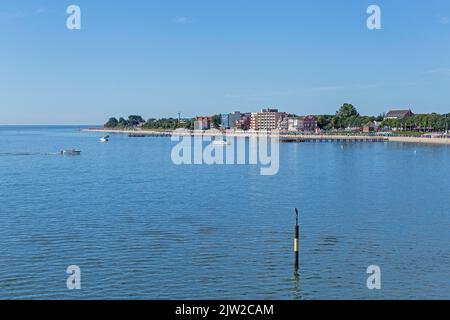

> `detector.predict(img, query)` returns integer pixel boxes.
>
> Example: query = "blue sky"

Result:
[1,0,450,124]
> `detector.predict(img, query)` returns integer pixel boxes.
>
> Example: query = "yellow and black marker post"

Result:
[294,208,299,271]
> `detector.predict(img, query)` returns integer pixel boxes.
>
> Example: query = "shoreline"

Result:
[82,128,450,145]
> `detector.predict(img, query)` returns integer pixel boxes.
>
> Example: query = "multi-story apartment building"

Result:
[250,109,286,131]
[250,112,259,130]
[221,111,242,129]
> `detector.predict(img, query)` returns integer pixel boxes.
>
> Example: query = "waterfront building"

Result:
[301,116,318,132]
[221,113,229,129]
[229,112,242,129]
[363,121,376,133]
[277,116,289,131]
[250,112,259,130]
[385,109,414,120]
[250,109,286,131]
[288,116,302,132]
[194,116,212,130]
[236,114,251,130]
[221,111,242,129]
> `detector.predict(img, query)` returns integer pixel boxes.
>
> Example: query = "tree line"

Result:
[382,113,450,131]
[104,114,222,130]
[104,104,450,132]
[316,104,449,131]
[315,103,384,130]
[105,115,194,130]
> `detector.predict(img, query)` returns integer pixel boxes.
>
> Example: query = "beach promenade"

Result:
[82,128,450,145]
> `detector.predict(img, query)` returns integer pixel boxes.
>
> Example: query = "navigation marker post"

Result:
[294,208,299,271]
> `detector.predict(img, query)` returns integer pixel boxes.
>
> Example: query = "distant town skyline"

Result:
[1,0,450,124]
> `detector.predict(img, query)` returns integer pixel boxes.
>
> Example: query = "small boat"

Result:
[213,140,231,146]
[61,149,81,156]
[100,135,110,142]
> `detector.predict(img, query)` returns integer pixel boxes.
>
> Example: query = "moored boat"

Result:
[61,149,81,156]
[213,140,231,146]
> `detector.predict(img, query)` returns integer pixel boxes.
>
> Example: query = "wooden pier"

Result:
[279,135,388,143]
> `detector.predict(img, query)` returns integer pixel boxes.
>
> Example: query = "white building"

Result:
[288,117,302,132]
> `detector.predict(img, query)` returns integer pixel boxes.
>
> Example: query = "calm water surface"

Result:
[0,126,449,299]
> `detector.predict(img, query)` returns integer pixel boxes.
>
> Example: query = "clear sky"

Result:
[1,0,450,124]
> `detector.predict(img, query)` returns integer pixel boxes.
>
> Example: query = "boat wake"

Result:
[0,152,62,157]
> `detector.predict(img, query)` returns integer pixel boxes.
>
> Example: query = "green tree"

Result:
[104,117,118,128]
[128,115,145,126]
[141,117,193,130]
[336,103,359,119]
[184,118,195,130]
[317,115,333,130]
[118,117,128,127]
[332,103,361,129]
[376,114,385,122]
[381,113,450,132]
[212,114,222,129]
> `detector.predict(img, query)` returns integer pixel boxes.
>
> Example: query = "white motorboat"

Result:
[100,135,110,142]
[213,140,231,146]
[61,149,81,156]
